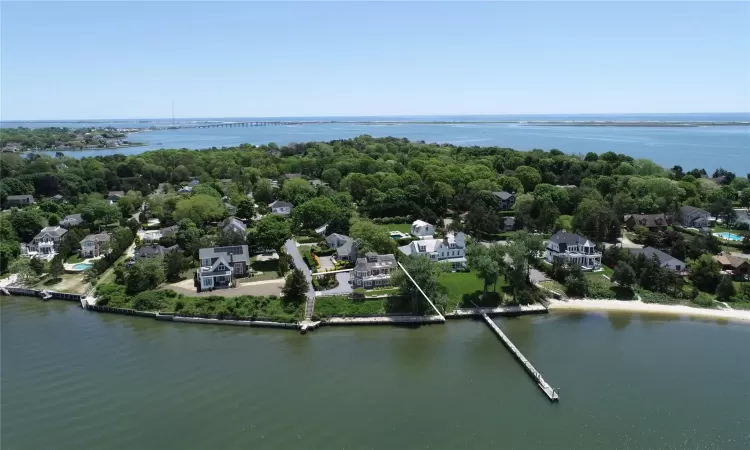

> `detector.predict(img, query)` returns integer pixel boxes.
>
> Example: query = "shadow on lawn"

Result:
[460,290,504,308]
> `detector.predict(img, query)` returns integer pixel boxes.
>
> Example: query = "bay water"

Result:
[3,113,749,173]
[2,297,749,449]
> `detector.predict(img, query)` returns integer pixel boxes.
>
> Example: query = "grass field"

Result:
[439,271,507,310]
[66,254,85,264]
[381,223,412,234]
[313,295,413,318]
[249,257,281,281]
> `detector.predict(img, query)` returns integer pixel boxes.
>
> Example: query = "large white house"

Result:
[411,220,435,238]
[545,230,601,270]
[80,233,111,258]
[399,231,466,269]
[351,252,397,289]
[22,226,68,257]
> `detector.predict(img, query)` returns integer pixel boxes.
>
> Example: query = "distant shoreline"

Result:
[17,142,145,153]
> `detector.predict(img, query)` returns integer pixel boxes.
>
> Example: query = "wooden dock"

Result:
[481,313,559,402]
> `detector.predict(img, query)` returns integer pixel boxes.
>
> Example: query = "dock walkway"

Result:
[481,313,559,402]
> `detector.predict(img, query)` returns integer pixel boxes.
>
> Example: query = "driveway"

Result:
[283,239,316,317]
[318,256,335,271]
[315,272,353,297]
[529,267,549,283]
[618,235,643,249]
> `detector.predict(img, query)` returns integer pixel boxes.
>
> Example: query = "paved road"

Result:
[316,272,353,297]
[283,239,316,318]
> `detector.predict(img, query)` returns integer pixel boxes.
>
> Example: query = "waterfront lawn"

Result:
[439,271,507,310]
[313,295,413,319]
[365,287,400,297]
[35,273,90,295]
[249,257,281,281]
[584,272,635,300]
[96,284,303,322]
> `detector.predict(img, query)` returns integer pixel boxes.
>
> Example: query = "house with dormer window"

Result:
[22,226,68,256]
[351,252,397,289]
[411,220,435,238]
[196,245,250,291]
[624,213,668,232]
[545,230,601,270]
[399,231,467,269]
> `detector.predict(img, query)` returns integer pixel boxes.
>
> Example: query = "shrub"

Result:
[352,287,366,299]
[691,292,716,308]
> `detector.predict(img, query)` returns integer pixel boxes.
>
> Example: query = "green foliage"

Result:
[173,194,225,226]
[282,268,309,303]
[689,254,722,292]
[292,196,337,229]
[249,214,292,252]
[612,262,636,288]
[49,255,64,278]
[572,198,619,243]
[10,208,46,242]
[349,219,397,255]
[123,257,166,294]
[391,255,448,314]
[9,258,35,284]
[715,276,735,301]
[163,251,184,282]
[235,198,255,219]
[81,200,122,225]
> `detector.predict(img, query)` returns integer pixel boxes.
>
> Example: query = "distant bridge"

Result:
[155,121,333,130]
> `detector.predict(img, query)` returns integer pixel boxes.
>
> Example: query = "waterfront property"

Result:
[4,194,34,207]
[400,231,467,269]
[80,233,111,258]
[22,226,67,257]
[351,252,397,289]
[197,245,250,291]
[269,200,294,216]
[411,220,435,238]
[627,246,685,273]
[545,230,601,270]
[491,191,516,210]
[713,254,750,279]
[680,205,711,228]
[325,233,360,262]
[624,213,669,232]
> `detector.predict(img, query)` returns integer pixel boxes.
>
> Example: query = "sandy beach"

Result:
[548,299,750,323]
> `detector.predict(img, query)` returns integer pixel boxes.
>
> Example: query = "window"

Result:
[365,281,372,288]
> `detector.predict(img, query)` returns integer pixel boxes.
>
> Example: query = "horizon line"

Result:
[2,111,750,123]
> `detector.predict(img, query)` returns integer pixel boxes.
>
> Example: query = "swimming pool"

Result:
[72,263,93,270]
[714,232,743,242]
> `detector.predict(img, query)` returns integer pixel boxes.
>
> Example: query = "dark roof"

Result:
[81,232,110,243]
[160,225,179,236]
[628,246,684,266]
[108,190,125,198]
[221,216,246,233]
[270,200,294,209]
[34,226,68,240]
[625,213,668,228]
[549,230,595,246]
[354,253,397,271]
[504,217,516,226]
[198,245,250,265]
[491,191,514,200]
[681,205,708,216]
[134,244,179,260]
[51,194,64,200]
[6,194,33,200]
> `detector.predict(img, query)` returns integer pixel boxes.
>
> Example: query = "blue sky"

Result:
[2,1,749,120]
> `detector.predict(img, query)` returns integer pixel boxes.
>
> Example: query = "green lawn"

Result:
[439,271,507,310]
[381,223,412,234]
[313,295,413,319]
[249,257,281,281]
[66,254,85,264]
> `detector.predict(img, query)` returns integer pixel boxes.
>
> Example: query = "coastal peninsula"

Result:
[0,126,143,152]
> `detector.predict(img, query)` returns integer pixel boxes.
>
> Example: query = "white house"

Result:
[23,226,68,257]
[351,253,397,289]
[399,231,466,269]
[80,233,111,258]
[545,230,601,270]
[197,245,250,291]
[411,220,435,238]
[269,200,294,216]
